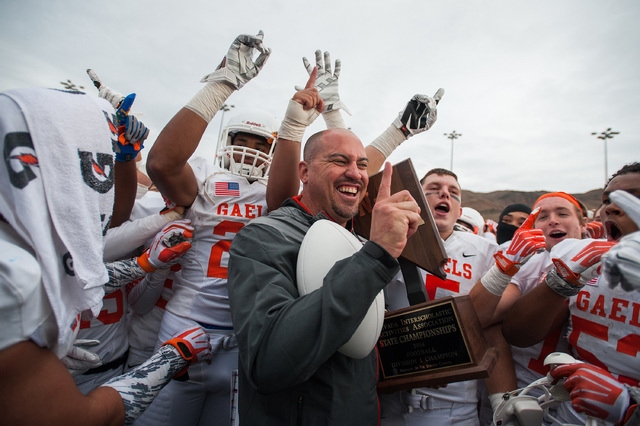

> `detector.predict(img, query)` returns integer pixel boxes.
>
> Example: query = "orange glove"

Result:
[494,208,546,276]
[550,362,632,424]
[585,221,605,239]
[138,219,193,272]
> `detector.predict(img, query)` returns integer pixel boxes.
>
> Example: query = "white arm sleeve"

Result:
[127,268,171,315]
[103,213,181,262]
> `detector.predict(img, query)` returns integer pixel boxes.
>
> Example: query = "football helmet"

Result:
[458,207,485,235]
[216,109,279,181]
[492,352,595,426]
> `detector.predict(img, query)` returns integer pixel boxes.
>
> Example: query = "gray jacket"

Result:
[228,198,399,425]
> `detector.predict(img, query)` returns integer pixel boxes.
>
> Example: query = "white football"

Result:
[296,220,385,359]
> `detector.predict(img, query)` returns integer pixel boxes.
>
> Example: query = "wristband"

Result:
[278,99,320,142]
[494,252,520,277]
[185,81,234,123]
[161,210,184,223]
[162,337,194,362]
[137,251,156,273]
[545,268,583,297]
[368,124,407,159]
[481,264,512,296]
[322,109,347,129]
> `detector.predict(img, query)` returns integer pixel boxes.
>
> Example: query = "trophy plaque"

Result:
[377,295,497,393]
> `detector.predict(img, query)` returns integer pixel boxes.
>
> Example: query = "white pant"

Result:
[134,311,238,426]
[380,391,480,426]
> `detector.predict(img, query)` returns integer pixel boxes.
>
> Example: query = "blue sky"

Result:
[1,0,638,193]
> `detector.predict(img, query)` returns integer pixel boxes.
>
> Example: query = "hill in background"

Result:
[462,188,603,221]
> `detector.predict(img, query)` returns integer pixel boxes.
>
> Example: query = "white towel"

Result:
[0,88,116,356]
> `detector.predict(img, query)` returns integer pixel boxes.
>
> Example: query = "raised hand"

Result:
[603,190,640,291]
[550,362,631,424]
[292,67,324,113]
[551,239,616,287]
[298,50,350,115]
[201,30,271,90]
[392,89,445,138]
[138,219,194,272]
[116,113,149,162]
[278,68,323,143]
[494,208,546,276]
[369,162,421,258]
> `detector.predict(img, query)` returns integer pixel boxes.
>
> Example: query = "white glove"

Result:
[603,190,640,291]
[201,30,271,90]
[547,238,616,297]
[61,339,102,377]
[392,90,444,138]
[296,50,350,115]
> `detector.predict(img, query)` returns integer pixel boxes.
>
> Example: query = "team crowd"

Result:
[1,30,639,426]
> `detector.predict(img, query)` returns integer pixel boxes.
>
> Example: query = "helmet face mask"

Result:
[216,110,279,182]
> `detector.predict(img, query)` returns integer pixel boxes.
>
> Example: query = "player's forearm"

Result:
[502,283,568,347]
[111,160,137,229]
[266,138,302,211]
[469,281,502,328]
[146,108,205,206]
[127,268,170,314]
[101,345,188,425]
[105,258,146,293]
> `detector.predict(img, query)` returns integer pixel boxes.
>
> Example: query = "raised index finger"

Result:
[520,207,541,230]
[377,162,393,202]
[305,67,317,90]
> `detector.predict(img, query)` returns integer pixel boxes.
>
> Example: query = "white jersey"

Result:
[510,251,570,390]
[566,275,640,386]
[166,158,268,326]
[385,230,498,409]
[0,221,61,353]
[546,240,640,424]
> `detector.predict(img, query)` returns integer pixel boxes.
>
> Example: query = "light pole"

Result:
[217,103,235,145]
[591,128,619,185]
[444,131,462,171]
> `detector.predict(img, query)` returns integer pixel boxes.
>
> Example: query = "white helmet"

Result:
[458,207,485,235]
[216,109,279,181]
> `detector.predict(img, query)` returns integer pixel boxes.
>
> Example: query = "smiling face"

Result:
[601,172,640,241]
[421,173,462,240]
[298,129,369,226]
[533,196,585,249]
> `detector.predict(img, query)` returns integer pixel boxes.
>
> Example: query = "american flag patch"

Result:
[215,181,240,196]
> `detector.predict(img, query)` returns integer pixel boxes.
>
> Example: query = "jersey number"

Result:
[207,220,245,279]
[425,274,460,301]
[80,289,124,328]
[569,315,640,385]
